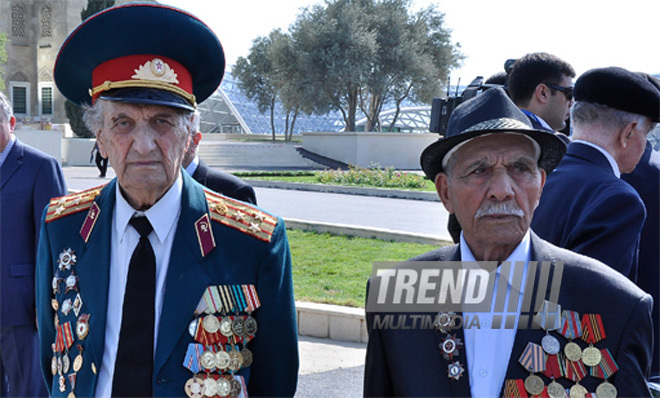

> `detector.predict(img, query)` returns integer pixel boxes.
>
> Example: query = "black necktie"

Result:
[112,216,155,397]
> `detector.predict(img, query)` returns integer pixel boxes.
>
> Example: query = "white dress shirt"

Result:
[95,175,183,397]
[184,154,200,176]
[461,231,531,398]
[572,139,621,178]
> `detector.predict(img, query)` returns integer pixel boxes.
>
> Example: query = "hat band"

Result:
[90,79,197,107]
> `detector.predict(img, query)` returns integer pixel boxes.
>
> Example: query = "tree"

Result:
[232,33,280,140]
[288,0,462,132]
[65,1,115,138]
[0,34,7,92]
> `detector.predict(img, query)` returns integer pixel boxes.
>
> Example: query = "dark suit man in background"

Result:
[36,4,298,397]
[532,67,659,281]
[364,88,654,397]
[508,53,575,136]
[0,92,66,396]
[182,112,257,204]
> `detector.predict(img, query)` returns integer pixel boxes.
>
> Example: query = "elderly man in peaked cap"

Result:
[532,67,660,282]
[364,88,654,397]
[35,3,298,397]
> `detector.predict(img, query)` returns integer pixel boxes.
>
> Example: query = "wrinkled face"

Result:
[436,134,546,256]
[544,74,574,131]
[97,102,190,205]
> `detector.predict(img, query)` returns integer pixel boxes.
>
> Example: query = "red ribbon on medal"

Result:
[55,326,65,353]
[242,285,260,312]
[590,348,619,379]
[564,357,587,382]
[503,379,529,398]
[62,322,75,350]
[559,310,582,340]
[580,314,605,344]
[543,354,564,379]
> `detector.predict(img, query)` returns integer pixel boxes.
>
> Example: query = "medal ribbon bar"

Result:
[518,342,546,373]
[559,310,582,339]
[580,314,605,344]
[564,357,587,382]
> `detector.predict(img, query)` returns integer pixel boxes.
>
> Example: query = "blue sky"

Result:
[160,0,660,82]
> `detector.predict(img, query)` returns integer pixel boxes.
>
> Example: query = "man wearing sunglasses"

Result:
[508,53,575,136]
[532,67,659,282]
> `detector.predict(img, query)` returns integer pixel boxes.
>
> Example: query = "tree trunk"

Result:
[289,109,299,141]
[270,97,276,141]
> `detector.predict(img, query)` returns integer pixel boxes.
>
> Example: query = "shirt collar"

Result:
[0,135,16,168]
[184,155,199,176]
[114,174,183,243]
[572,140,621,178]
[521,110,553,132]
[459,230,532,285]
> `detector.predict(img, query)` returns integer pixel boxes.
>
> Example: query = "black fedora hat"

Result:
[54,3,225,111]
[420,88,567,180]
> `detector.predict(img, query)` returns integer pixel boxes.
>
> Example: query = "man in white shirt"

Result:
[35,4,298,397]
[364,87,654,397]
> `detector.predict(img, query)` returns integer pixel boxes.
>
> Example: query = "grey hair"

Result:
[82,99,196,136]
[571,102,656,134]
[0,92,13,123]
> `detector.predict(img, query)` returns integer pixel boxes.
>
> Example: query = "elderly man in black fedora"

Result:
[364,88,654,397]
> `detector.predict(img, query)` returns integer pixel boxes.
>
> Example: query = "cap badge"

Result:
[132,58,179,84]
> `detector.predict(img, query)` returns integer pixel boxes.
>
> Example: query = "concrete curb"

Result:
[284,217,451,246]
[296,301,368,343]
[249,179,440,202]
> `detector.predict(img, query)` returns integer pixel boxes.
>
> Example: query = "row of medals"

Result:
[524,332,615,398]
[51,249,88,397]
[184,313,257,397]
[523,307,616,398]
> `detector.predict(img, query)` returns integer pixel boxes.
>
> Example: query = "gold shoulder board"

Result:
[204,190,277,242]
[45,185,104,223]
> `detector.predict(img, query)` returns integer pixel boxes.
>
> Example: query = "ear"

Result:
[618,121,637,149]
[434,173,454,213]
[96,131,109,158]
[8,115,16,131]
[534,84,549,104]
[191,131,202,145]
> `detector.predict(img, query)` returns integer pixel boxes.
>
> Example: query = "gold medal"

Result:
[68,392,76,398]
[564,341,582,362]
[581,345,602,367]
[52,298,60,311]
[215,350,230,370]
[200,350,216,370]
[73,354,83,372]
[219,317,233,337]
[569,383,587,398]
[216,377,231,397]
[228,350,243,372]
[240,348,253,367]
[547,380,565,398]
[524,374,545,395]
[596,381,617,398]
[203,377,218,397]
[203,315,220,334]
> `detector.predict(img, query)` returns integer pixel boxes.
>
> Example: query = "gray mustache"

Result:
[474,203,524,218]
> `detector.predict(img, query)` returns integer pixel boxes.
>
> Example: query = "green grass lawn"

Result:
[287,229,445,307]
[240,173,437,192]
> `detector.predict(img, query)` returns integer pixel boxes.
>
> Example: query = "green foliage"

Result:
[81,0,115,20]
[316,164,427,189]
[65,100,94,138]
[288,229,441,307]
[233,170,316,178]
[0,33,8,91]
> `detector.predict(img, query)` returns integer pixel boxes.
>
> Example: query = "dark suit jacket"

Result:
[0,138,66,327]
[364,232,653,397]
[531,142,645,280]
[36,172,298,396]
[192,159,257,205]
[622,141,660,377]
